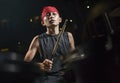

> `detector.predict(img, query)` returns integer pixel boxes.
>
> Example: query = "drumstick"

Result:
[51,19,68,60]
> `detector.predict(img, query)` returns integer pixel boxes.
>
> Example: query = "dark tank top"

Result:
[38,32,71,73]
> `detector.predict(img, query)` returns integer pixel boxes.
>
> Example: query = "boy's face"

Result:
[42,12,62,27]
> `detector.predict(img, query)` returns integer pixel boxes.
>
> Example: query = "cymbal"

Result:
[62,47,87,69]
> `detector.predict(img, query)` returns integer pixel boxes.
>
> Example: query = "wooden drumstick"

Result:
[51,19,68,60]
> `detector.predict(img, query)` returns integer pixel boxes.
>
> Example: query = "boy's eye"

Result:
[46,13,50,16]
[46,12,57,17]
[53,13,57,15]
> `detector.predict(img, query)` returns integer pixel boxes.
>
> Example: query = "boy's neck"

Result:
[46,26,59,35]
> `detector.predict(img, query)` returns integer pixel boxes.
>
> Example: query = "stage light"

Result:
[87,5,90,8]
[30,18,33,22]
[1,48,9,52]
[18,42,21,45]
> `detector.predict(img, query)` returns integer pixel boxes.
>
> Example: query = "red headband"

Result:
[41,6,59,22]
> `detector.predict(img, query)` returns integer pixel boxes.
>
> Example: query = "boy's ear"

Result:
[59,17,62,23]
[41,21,45,26]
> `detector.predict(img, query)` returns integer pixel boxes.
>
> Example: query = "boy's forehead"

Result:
[46,12,58,15]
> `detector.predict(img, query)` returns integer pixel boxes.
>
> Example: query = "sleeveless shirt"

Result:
[38,32,71,73]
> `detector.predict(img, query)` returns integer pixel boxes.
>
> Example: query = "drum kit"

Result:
[0,47,87,83]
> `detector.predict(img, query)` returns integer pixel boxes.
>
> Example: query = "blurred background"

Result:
[0,0,120,83]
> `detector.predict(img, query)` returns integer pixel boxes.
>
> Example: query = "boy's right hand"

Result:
[38,59,53,72]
